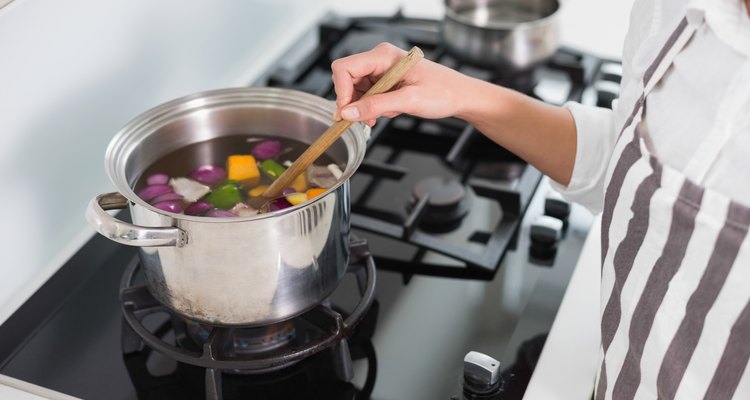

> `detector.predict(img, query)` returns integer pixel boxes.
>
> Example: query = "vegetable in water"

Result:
[207,182,242,210]
[135,134,344,218]
[306,188,326,199]
[227,155,260,184]
[153,200,183,213]
[251,140,283,160]
[206,209,236,218]
[306,165,337,189]
[151,192,184,204]
[146,173,170,185]
[138,184,173,202]
[269,198,293,212]
[248,185,267,197]
[290,173,307,193]
[327,164,344,179]
[231,202,258,217]
[285,192,307,206]
[185,200,212,216]
[189,165,226,186]
[260,159,285,180]
[170,177,210,203]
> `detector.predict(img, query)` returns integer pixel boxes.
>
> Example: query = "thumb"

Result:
[339,90,412,122]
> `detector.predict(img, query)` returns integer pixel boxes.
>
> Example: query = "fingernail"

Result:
[341,106,360,120]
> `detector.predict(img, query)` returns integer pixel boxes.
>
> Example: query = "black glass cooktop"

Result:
[0,181,593,399]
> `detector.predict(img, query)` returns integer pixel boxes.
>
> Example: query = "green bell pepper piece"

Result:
[261,159,286,180]
[207,182,242,210]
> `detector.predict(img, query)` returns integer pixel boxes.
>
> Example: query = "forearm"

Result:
[456,77,577,186]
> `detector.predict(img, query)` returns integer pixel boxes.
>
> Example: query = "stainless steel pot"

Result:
[86,87,369,326]
[440,0,560,70]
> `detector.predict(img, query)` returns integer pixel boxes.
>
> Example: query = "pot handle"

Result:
[86,192,188,247]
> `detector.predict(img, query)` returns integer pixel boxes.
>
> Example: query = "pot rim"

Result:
[104,87,369,222]
[443,0,560,31]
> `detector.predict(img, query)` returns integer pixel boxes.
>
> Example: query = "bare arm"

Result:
[331,43,577,186]
[455,77,577,186]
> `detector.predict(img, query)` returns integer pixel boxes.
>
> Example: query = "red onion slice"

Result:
[153,200,183,213]
[188,165,227,186]
[184,200,212,216]
[269,198,293,212]
[146,173,170,185]
[251,140,283,160]
[150,192,184,204]
[137,184,173,202]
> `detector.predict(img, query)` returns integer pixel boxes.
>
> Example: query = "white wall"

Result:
[0,0,330,323]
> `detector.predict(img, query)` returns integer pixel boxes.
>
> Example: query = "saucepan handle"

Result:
[86,192,188,247]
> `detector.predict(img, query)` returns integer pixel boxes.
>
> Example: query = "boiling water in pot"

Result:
[134,134,341,217]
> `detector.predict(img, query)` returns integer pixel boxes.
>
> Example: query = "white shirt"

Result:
[555,0,750,213]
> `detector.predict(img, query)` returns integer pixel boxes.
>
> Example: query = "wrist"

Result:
[454,78,517,125]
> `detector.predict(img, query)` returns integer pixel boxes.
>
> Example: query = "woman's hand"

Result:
[331,42,471,126]
[330,42,578,186]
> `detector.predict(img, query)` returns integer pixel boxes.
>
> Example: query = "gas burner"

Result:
[186,320,297,357]
[119,238,377,400]
[407,176,471,232]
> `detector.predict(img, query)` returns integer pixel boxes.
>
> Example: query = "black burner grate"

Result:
[120,239,377,400]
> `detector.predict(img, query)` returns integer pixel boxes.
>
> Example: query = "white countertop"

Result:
[524,218,603,399]
[0,375,78,400]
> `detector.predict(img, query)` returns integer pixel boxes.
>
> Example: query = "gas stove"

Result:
[0,11,618,400]
[256,11,618,280]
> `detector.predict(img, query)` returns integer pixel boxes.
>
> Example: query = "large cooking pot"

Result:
[440,0,560,70]
[86,87,369,326]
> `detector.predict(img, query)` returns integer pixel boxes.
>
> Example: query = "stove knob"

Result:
[462,351,503,398]
[529,216,563,266]
[530,215,563,245]
[544,191,571,235]
[600,62,623,83]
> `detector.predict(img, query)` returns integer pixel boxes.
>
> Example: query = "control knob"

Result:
[529,215,563,266]
[544,190,571,235]
[461,351,504,399]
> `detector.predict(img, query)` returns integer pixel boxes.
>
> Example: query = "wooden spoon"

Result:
[262,46,424,199]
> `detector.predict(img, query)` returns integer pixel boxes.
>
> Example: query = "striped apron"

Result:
[595,14,750,400]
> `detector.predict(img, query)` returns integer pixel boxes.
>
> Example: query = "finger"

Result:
[334,81,371,120]
[339,88,416,122]
[331,43,405,114]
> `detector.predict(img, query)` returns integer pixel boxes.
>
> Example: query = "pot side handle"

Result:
[86,192,188,247]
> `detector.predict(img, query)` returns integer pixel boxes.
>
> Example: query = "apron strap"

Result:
[642,16,701,97]
[615,16,700,142]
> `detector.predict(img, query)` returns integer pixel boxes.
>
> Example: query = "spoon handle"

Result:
[262,46,424,199]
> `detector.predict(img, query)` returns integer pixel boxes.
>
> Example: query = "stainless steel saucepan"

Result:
[440,0,560,70]
[86,87,369,326]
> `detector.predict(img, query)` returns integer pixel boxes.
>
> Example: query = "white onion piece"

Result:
[170,177,210,203]
[327,164,343,179]
[232,202,258,217]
